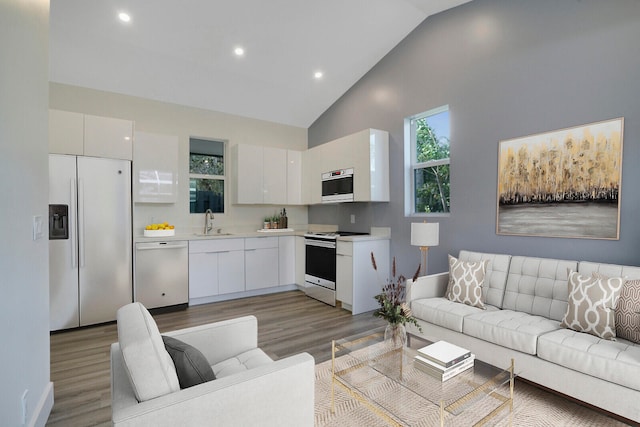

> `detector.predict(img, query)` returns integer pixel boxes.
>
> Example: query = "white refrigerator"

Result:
[49,154,133,331]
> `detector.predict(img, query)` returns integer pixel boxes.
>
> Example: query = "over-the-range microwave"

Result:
[321,168,354,203]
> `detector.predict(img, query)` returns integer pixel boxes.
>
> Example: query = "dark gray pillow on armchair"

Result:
[162,335,216,388]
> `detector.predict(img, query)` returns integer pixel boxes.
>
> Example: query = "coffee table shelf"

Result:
[331,328,515,426]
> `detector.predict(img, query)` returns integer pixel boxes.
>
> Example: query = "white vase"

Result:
[384,323,407,348]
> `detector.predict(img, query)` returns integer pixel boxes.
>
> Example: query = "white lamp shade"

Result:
[411,222,439,247]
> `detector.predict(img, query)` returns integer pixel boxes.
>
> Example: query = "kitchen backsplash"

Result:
[133,203,309,235]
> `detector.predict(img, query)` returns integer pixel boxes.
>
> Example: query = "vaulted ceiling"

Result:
[50,0,471,127]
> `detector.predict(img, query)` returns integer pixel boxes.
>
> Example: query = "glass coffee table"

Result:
[331,328,515,426]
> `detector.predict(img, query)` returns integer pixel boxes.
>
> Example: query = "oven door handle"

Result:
[304,239,336,249]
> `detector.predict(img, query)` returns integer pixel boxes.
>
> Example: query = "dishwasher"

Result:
[134,241,189,309]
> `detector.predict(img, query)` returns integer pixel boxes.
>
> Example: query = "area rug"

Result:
[314,355,628,426]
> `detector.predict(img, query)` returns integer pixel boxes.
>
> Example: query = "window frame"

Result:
[189,137,227,215]
[404,105,450,217]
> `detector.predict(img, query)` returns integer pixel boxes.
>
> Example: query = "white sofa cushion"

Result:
[578,261,640,281]
[412,297,498,333]
[117,302,180,402]
[503,256,577,321]
[537,328,640,392]
[212,348,273,378]
[463,309,561,355]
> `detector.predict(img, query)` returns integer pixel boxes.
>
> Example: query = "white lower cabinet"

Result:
[294,236,305,287]
[189,252,219,298]
[336,239,390,315]
[279,236,296,285]
[218,251,245,294]
[189,239,245,301]
[245,237,279,290]
[188,235,298,304]
[336,245,353,306]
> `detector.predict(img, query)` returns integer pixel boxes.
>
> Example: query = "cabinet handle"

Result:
[137,244,188,251]
[69,178,77,268]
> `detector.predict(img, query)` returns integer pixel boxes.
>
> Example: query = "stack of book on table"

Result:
[414,340,475,381]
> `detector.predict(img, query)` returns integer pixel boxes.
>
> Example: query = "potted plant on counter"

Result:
[371,252,422,348]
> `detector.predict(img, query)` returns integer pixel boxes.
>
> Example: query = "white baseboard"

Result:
[30,381,54,427]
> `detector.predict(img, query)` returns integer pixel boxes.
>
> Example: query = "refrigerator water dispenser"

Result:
[49,204,69,240]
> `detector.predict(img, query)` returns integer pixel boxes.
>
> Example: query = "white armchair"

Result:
[110,303,315,426]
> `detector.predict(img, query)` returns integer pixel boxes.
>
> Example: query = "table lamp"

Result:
[411,222,439,276]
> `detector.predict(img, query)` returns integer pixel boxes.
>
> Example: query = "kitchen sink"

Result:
[193,232,234,237]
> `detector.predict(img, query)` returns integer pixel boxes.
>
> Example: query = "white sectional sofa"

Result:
[406,250,640,423]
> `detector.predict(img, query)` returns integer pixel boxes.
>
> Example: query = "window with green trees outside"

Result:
[409,106,450,214]
[189,138,225,214]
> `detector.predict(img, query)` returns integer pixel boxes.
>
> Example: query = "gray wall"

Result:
[0,0,53,425]
[308,0,640,276]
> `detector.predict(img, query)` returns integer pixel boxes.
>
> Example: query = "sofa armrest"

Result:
[164,315,258,365]
[111,342,315,427]
[407,272,449,303]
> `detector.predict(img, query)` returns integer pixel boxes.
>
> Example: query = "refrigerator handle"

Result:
[78,178,85,268]
[70,178,77,268]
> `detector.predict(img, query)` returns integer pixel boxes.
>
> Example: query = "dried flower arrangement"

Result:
[371,252,422,332]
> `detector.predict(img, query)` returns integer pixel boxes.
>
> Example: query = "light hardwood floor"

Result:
[46,290,385,426]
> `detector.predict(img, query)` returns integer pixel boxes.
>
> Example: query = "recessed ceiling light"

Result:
[314,71,323,79]
[118,12,131,23]
[234,47,245,57]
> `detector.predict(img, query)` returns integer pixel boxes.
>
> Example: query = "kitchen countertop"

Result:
[134,229,303,243]
[335,234,390,242]
[133,229,391,243]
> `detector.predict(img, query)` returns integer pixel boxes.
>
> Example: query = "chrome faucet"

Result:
[203,209,214,234]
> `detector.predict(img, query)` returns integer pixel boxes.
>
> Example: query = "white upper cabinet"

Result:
[233,144,264,204]
[84,114,134,160]
[302,149,319,205]
[49,109,84,155]
[233,143,302,205]
[49,110,134,160]
[286,149,303,205]
[352,129,389,202]
[262,146,287,205]
[133,131,179,203]
[304,128,389,204]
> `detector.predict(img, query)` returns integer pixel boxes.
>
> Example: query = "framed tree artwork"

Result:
[496,118,624,240]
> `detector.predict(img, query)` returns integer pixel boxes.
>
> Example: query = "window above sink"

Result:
[189,137,225,214]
